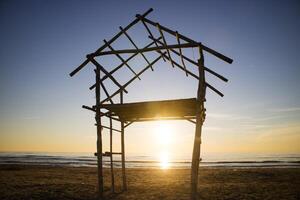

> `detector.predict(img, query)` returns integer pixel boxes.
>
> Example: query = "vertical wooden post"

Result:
[191,47,206,200]
[120,91,127,190]
[95,65,104,199]
[109,117,115,192]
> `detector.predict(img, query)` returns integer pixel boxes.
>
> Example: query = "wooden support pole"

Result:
[100,82,113,104]
[139,18,166,62]
[100,54,164,104]
[88,57,128,94]
[191,47,206,200]
[119,26,154,71]
[93,42,200,56]
[103,39,142,80]
[69,8,153,77]
[149,36,228,82]
[176,31,188,76]
[94,69,114,104]
[154,48,224,97]
[124,121,134,128]
[99,124,122,133]
[120,91,127,191]
[95,66,103,199]
[156,23,175,68]
[109,118,115,193]
[136,15,233,64]
[89,38,162,90]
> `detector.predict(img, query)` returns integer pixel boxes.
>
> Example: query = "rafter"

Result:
[119,26,154,71]
[156,23,175,68]
[69,8,153,77]
[89,38,162,90]
[93,42,201,56]
[103,40,141,80]
[149,36,228,82]
[136,14,233,64]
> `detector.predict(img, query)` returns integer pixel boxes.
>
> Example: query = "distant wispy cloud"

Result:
[270,107,300,112]
[203,126,223,131]
[207,113,249,120]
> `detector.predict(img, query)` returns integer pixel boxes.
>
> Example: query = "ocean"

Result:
[0,152,299,168]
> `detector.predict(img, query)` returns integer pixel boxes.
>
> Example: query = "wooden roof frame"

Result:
[69,8,233,200]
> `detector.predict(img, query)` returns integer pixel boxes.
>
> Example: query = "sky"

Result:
[0,0,300,157]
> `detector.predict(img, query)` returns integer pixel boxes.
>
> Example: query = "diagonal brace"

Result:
[88,56,128,93]
[103,39,141,80]
[119,26,154,71]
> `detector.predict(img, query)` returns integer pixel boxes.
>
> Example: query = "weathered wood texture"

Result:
[95,67,103,199]
[120,92,127,191]
[109,118,115,193]
[191,49,206,200]
[101,98,198,122]
[69,8,233,200]
[69,8,153,77]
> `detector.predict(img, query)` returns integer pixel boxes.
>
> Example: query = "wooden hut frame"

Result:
[70,8,233,200]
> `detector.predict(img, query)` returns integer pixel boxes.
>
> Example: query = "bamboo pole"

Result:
[119,26,153,71]
[109,118,115,193]
[191,48,206,200]
[156,23,175,68]
[176,31,188,76]
[89,38,162,90]
[149,36,228,82]
[153,48,224,97]
[69,8,153,77]
[93,42,199,56]
[95,66,103,199]
[103,39,142,80]
[100,124,122,133]
[136,15,233,64]
[88,57,128,93]
[100,54,164,104]
[120,91,127,190]
[139,18,166,62]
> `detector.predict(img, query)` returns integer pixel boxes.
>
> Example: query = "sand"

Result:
[0,165,299,200]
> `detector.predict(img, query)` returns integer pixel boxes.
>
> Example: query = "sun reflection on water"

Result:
[159,152,170,169]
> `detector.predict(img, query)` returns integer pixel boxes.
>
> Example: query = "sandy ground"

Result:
[0,165,299,200]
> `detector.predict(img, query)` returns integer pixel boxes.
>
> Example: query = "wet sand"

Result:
[0,165,299,200]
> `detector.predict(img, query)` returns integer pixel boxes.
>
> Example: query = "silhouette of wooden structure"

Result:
[69,8,233,200]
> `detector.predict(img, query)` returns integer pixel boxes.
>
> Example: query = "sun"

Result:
[159,151,170,169]
[154,121,173,145]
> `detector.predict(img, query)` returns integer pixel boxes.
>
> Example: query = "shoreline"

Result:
[1,164,299,200]
[0,163,300,169]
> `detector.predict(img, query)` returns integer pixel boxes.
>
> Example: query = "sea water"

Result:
[0,152,299,168]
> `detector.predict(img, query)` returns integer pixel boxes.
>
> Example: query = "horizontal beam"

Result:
[103,39,142,80]
[124,121,134,128]
[119,26,153,71]
[136,15,233,64]
[156,23,175,68]
[149,36,228,82]
[69,8,153,77]
[140,18,166,62]
[89,38,162,90]
[95,152,122,157]
[97,124,122,133]
[155,49,224,97]
[92,42,200,56]
[88,57,128,94]
[82,105,122,122]
[123,116,197,123]
[100,54,165,104]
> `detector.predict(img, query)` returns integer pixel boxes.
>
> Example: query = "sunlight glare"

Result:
[159,152,170,169]
[154,121,173,145]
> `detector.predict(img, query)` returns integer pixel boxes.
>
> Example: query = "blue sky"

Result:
[0,0,299,155]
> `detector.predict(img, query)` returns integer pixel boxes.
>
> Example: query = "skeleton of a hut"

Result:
[69,8,233,200]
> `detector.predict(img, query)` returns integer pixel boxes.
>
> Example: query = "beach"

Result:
[0,165,299,200]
